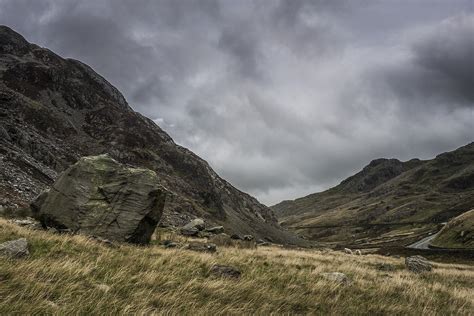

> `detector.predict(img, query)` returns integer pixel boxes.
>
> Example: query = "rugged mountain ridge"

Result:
[0,25,302,244]
[273,143,474,246]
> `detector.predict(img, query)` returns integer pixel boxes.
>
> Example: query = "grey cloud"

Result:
[371,15,474,109]
[0,0,472,205]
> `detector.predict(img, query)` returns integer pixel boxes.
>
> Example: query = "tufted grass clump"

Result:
[0,218,473,315]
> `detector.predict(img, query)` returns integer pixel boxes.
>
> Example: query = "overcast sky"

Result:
[1,0,473,205]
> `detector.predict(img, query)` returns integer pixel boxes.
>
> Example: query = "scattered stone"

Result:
[210,233,233,246]
[243,235,254,241]
[205,226,224,234]
[344,248,353,255]
[180,227,199,236]
[9,217,37,227]
[164,242,179,248]
[230,234,242,240]
[265,236,274,243]
[96,284,111,293]
[321,272,351,284]
[405,255,432,273]
[0,238,29,258]
[376,263,397,272]
[257,239,269,246]
[187,242,217,253]
[182,218,205,231]
[30,155,167,244]
[354,250,362,255]
[9,217,42,230]
[210,265,241,279]
[197,231,213,238]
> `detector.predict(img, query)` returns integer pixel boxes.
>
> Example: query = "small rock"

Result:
[182,218,205,231]
[344,248,353,255]
[405,255,432,273]
[164,241,179,248]
[257,239,269,246]
[187,242,217,253]
[230,234,242,240]
[243,235,254,241]
[354,250,362,255]
[180,227,199,236]
[9,217,38,227]
[0,238,29,258]
[96,284,111,293]
[205,226,224,234]
[209,233,233,246]
[321,272,351,284]
[210,265,241,279]
[197,231,212,238]
[376,263,397,272]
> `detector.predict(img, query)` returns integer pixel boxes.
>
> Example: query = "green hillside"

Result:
[431,209,474,249]
[272,143,474,247]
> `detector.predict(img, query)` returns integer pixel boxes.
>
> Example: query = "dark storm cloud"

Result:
[377,15,474,108]
[0,0,472,204]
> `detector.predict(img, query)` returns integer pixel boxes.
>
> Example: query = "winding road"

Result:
[407,233,439,249]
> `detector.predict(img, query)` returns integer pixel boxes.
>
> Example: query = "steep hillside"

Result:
[273,143,474,246]
[0,25,302,244]
[431,209,474,249]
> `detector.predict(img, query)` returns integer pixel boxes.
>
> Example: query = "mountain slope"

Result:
[0,25,302,244]
[431,209,474,249]
[272,143,474,246]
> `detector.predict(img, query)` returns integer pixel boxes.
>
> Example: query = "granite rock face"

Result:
[31,155,167,244]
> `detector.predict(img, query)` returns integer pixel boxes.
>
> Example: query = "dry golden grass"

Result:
[0,218,473,315]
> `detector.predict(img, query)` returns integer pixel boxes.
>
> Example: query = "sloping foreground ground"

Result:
[0,218,472,315]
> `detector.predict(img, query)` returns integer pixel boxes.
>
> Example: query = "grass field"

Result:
[0,218,473,315]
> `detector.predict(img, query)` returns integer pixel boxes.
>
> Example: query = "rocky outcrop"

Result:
[31,155,167,244]
[0,25,304,246]
[0,238,29,258]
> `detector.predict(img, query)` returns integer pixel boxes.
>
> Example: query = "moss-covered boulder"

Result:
[31,155,167,244]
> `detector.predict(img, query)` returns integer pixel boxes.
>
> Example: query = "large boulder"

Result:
[31,155,167,244]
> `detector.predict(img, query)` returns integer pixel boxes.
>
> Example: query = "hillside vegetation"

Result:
[431,209,474,249]
[0,218,473,315]
[273,143,474,247]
